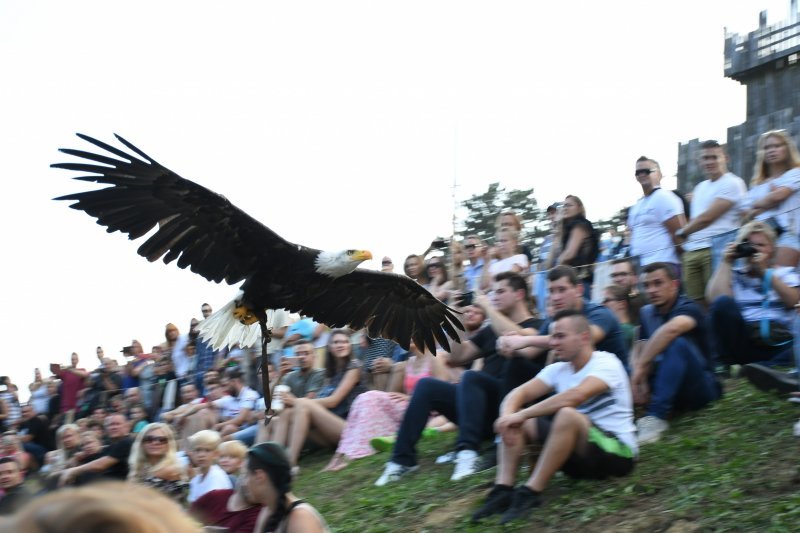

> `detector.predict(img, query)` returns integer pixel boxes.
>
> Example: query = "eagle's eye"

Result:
[346,250,354,256]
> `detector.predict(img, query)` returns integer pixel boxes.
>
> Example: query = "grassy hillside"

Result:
[294,378,800,532]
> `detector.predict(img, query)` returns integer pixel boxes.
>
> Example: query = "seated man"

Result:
[472,310,636,525]
[161,383,216,449]
[216,367,261,438]
[0,457,33,515]
[632,263,722,444]
[374,272,541,486]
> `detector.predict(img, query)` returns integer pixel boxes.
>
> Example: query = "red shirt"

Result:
[190,489,261,533]
[56,368,86,411]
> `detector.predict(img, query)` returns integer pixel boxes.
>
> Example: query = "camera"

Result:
[431,237,450,249]
[732,240,757,259]
[456,291,474,306]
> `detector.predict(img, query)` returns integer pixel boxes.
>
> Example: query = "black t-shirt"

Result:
[102,436,134,480]
[18,416,51,449]
[469,317,542,378]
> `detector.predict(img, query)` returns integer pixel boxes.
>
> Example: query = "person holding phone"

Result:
[50,353,88,425]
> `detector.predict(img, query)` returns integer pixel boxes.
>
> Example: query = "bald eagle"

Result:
[53,134,463,357]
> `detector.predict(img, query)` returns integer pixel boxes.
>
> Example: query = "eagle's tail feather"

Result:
[198,298,260,351]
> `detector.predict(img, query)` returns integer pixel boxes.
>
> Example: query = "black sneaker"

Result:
[741,363,799,395]
[470,484,513,522]
[476,446,498,472]
[500,486,542,525]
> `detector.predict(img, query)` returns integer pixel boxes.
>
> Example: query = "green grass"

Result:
[293,378,800,532]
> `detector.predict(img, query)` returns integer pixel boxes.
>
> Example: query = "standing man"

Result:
[631,263,722,445]
[462,235,486,292]
[195,303,223,393]
[674,140,746,305]
[50,352,88,424]
[471,311,636,525]
[628,156,685,270]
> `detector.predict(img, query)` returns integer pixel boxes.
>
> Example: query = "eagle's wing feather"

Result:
[297,269,463,353]
[53,133,309,285]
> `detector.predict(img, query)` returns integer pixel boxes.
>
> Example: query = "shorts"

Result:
[681,248,712,301]
[537,417,635,480]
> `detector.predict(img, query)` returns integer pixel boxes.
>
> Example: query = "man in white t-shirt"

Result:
[216,367,261,438]
[628,156,686,269]
[471,310,636,525]
[674,140,746,305]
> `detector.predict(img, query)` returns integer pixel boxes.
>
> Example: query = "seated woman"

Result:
[127,422,187,502]
[244,442,329,532]
[424,257,454,303]
[323,341,449,471]
[278,330,366,469]
[479,227,529,291]
[602,284,640,354]
[0,433,32,476]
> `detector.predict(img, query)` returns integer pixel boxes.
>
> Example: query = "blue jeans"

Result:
[647,337,721,419]
[391,372,503,467]
[231,424,258,446]
[709,296,793,366]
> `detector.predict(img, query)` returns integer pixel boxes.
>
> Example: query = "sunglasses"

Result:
[427,263,443,269]
[635,168,658,177]
[143,435,169,444]
[464,244,477,250]
[381,261,392,265]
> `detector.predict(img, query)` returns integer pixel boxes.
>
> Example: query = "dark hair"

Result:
[0,456,20,469]
[494,271,529,295]
[248,442,292,532]
[547,265,579,286]
[325,329,353,379]
[224,367,244,381]
[642,261,678,281]
[611,257,635,269]
[637,155,660,168]
[551,309,590,334]
[700,139,722,149]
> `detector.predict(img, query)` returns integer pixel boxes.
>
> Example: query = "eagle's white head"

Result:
[315,249,373,278]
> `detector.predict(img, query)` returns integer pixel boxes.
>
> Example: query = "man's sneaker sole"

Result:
[741,364,799,395]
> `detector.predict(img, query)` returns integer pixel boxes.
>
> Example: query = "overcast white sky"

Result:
[1,0,792,398]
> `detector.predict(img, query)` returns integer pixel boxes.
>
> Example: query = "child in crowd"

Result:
[129,404,149,434]
[186,429,232,504]
[217,440,248,486]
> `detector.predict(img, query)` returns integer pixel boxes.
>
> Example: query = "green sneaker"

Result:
[370,436,396,453]
[422,427,439,438]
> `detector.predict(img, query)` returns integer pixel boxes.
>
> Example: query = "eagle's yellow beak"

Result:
[352,250,373,262]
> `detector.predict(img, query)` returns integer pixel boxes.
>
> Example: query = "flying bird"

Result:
[52,134,463,359]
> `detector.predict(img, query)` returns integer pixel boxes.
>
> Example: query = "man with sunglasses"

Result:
[463,235,486,292]
[674,140,746,305]
[628,156,686,273]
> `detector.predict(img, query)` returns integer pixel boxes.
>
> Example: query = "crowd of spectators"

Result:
[0,130,799,528]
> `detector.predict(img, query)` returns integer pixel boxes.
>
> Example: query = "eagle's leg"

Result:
[260,321,273,427]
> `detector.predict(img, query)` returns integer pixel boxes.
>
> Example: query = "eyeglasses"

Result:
[635,168,658,177]
[610,272,632,278]
[143,435,169,444]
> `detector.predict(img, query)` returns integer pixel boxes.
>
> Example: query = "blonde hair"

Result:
[736,219,777,244]
[495,211,522,231]
[127,423,182,482]
[218,439,248,459]
[752,130,800,185]
[188,429,222,451]
[0,481,199,533]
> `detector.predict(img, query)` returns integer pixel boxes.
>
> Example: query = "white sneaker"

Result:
[374,461,418,487]
[450,449,479,481]
[636,416,669,445]
[793,419,800,438]
[435,451,457,464]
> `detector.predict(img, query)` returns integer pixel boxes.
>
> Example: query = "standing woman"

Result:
[281,330,366,468]
[742,129,800,267]
[127,422,187,502]
[549,195,599,292]
[479,227,530,291]
[28,369,50,415]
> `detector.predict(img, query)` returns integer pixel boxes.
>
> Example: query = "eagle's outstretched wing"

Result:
[53,133,313,285]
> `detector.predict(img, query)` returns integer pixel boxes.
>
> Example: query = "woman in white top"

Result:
[743,129,800,267]
[480,227,529,291]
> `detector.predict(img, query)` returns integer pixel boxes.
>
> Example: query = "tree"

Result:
[458,182,544,244]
